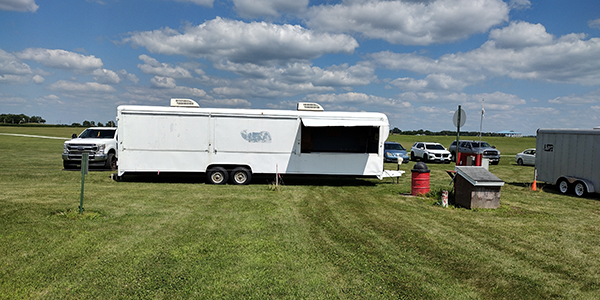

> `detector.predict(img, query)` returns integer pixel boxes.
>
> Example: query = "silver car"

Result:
[515,148,535,166]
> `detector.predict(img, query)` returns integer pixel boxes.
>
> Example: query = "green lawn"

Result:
[1,127,600,299]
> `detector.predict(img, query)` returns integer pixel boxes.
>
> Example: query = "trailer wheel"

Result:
[574,181,587,197]
[231,167,252,185]
[207,167,228,185]
[558,178,570,195]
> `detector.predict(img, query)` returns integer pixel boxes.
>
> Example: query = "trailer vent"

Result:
[297,102,324,111]
[170,98,200,108]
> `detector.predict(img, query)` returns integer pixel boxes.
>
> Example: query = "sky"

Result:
[1,0,600,135]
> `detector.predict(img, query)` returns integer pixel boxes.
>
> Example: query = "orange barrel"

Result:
[411,162,431,196]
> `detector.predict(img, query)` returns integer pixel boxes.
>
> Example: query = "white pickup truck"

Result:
[62,127,118,170]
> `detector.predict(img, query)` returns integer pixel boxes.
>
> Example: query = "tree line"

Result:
[1,113,116,127]
[71,120,116,127]
[0,114,46,124]
[390,128,508,137]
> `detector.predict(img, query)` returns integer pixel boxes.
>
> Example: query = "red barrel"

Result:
[411,162,431,196]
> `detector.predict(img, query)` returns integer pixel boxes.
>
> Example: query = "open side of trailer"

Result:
[116,99,403,184]
[536,128,600,197]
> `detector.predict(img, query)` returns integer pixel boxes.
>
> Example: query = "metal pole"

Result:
[479,99,484,145]
[455,105,461,164]
[79,153,88,214]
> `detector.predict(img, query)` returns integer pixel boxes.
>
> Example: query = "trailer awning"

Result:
[301,118,387,127]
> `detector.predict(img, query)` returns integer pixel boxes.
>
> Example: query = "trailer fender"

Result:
[557,176,595,194]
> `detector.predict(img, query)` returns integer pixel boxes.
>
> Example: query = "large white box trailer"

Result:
[116,99,403,184]
[536,128,600,197]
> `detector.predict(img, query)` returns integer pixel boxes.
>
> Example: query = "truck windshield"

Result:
[472,142,491,148]
[79,129,115,139]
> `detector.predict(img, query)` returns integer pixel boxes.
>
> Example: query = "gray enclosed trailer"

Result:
[536,128,600,197]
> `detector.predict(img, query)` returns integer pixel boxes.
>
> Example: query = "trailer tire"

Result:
[207,167,228,185]
[574,181,587,197]
[231,167,252,185]
[558,178,570,195]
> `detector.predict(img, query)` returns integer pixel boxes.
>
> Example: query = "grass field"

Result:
[2,127,600,299]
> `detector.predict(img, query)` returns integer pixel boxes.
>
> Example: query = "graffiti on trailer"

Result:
[241,130,272,143]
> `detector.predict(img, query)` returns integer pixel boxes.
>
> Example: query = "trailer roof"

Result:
[537,128,600,135]
[117,105,388,123]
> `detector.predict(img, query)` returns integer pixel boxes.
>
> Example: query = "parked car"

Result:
[449,140,501,165]
[515,148,536,166]
[410,142,452,163]
[384,141,409,163]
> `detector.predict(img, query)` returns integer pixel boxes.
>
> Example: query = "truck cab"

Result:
[62,127,118,170]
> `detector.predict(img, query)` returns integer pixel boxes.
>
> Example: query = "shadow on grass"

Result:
[114,172,377,186]
[506,181,600,200]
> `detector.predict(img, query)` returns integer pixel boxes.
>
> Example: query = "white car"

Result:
[410,142,452,163]
[515,148,535,166]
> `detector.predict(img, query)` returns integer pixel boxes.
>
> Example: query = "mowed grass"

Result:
[2,127,600,299]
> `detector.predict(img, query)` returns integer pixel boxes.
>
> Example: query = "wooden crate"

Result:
[454,166,504,209]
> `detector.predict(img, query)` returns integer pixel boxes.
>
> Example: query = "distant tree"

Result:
[97,122,104,127]
[29,116,46,123]
[82,120,92,127]
[71,122,82,127]
[106,120,116,127]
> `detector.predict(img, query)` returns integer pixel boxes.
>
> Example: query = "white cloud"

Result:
[0,0,38,12]
[48,80,116,92]
[489,21,553,49]
[390,74,470,91]
[548,89,600,105]
[138,55,193,79]
[118,70,140,85]
[150,76,177,89]
[125,17,358,64]
[508,0,531,9]
[173,0,213,7]
[370,22,600,86]
[233,0,308,18]
[32,74,44,84]
[214,61,374,89]
[92,69,121,84]
[0,74,25,83]
[305,0,509,45]
[589,19,600,29]
[17,48,103,71]
[299,92,411,112]
[0,49,31,75]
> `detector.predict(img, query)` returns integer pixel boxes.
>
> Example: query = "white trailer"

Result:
[116,99,403,184]
[536,128,600,197]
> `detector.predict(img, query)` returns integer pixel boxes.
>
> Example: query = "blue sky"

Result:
[1,0,600,135]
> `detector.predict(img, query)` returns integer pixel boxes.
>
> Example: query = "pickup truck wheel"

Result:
[207,167,228,185]
[410,152,415,161]
[231,167,252,185]
[558,179,570,195]
[105,153,117,170]
[574,182,587,197]
[63,161,75,170]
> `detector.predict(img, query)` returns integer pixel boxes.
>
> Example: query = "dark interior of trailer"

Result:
[301,125,379,153]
